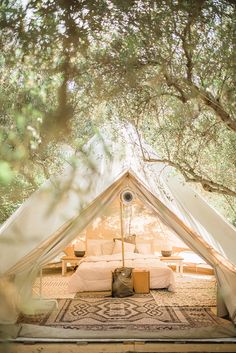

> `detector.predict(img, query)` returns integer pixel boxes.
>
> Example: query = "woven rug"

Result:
[32,273,216,306]
[75,291,112,298]
[151,275,216,307]
[18,296,223,332]
[33,276,75,299]
[74,275,216,307]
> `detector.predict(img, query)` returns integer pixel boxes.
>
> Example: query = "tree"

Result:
[0,0,235,223]
[0,0,109,221]
[88,0,236,199]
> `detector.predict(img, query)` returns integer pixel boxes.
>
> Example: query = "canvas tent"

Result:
[0,121,236,326]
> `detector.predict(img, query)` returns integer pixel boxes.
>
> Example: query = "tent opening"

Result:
[19,192,234,340]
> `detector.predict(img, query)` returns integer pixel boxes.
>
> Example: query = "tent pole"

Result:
[39,267,42,298]
[120,200,125,267]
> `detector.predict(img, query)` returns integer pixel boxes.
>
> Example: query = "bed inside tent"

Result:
[36,195,214,295]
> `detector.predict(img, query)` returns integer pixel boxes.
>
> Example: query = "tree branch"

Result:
[191,85,236,132]
[163,72,188,103]
[164,72,236,133]
[142,60,236,133]
[143,157,236,197]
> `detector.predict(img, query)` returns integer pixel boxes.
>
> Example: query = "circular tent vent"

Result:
[120,189,135,205]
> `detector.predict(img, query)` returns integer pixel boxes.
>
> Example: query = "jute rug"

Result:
[151,275,216,307]
[33,275,75,299]
[18,296,223,332]
[33,273,216,306]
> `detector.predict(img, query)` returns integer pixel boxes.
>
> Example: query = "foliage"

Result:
[0,0,235,224]
[88,0,236,221]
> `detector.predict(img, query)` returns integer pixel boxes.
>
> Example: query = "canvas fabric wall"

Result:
[84,196,186,252]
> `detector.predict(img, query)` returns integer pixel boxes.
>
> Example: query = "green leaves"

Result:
[0,0,235,223]
[0,161,14,186]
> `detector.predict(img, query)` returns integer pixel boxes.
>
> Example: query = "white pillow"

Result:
[136,243,152,255]
[101,240,114,255]
[86,240,103,256]
[112,240,135,254]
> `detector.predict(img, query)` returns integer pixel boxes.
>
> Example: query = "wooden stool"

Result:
[133,268,150,294]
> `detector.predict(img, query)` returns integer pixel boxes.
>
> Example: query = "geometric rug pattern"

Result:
[18,296,223,332]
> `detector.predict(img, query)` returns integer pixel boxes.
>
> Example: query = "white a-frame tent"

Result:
[0,122,236,325]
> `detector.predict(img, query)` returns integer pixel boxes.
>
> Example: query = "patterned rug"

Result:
[151,276,216,307]
[18,296,223,331]
[33,275,75,299]
[32,273,216,307]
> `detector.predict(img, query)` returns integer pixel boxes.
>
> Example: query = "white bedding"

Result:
[68,252,176,293]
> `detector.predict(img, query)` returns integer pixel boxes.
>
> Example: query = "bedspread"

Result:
[68,253,176,293]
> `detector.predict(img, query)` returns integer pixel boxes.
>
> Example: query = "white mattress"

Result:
[68,253,176,293]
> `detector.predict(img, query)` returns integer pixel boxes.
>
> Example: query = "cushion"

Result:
[112,239,135,254]
[101,240,114,255]
[136,243,152,255]
[86,240,103,256]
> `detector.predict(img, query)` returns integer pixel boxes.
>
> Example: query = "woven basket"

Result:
[74,250,85,257]
[161,250,172,257]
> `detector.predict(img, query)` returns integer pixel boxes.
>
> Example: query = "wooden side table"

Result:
[61,255,83,276]
[160,256,184,274]
[133,268,150,294]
